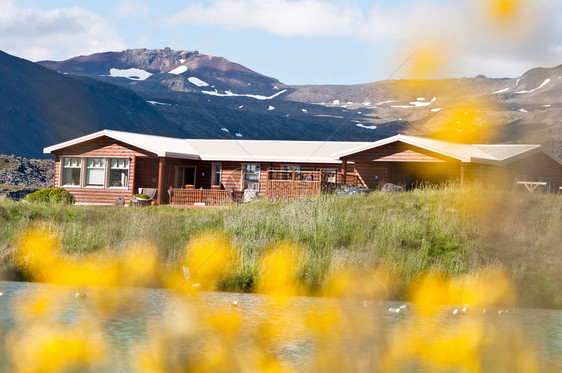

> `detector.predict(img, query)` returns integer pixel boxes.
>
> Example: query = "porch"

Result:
[168,187,244,206]
[266,169,357,199]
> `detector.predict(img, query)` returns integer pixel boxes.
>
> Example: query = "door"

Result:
[175,166,196,188]
[242,164,260,192]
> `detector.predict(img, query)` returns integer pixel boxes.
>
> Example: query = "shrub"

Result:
[25,188,75,205]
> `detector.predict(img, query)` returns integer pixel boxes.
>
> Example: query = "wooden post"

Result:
[292,169,295,195]
[460,164,465,186]
[157,157,166,205]
[342,159,348,184]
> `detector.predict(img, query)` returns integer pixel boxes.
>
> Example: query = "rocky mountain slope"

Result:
[0,155,53,199]
[39,49,562,158]
[0,50,187,158]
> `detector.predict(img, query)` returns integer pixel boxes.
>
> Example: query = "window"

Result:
[211,163,222,186]
[281,164,300,171]
[110,158,129,187]
[86,158,105,186]
[243,164,260,191]
[62,157,81,186]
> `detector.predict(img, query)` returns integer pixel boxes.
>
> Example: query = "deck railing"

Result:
[169,189,242,206]
[266,170,322,198]
[266,169,362,199]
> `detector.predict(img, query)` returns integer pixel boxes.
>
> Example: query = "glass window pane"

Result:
[110,169,128,187]
[63,168,81,186]
[86,169,104,186]
[111,159,117,168]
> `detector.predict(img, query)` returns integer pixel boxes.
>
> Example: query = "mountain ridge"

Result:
[1,48,560,159]
[38,48,561,156]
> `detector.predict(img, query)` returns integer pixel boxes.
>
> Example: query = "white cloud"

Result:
[112,0,149,19]
[165,0,363,38]
[0,0,126,61]
[164,0,562,79]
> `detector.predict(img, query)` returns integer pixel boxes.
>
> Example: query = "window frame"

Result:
[60,156,131,189]
[61,157,82,188]
[108,158,130,189]
[85,157,106,188]
[241,163,261,191]
[211,162,222,186]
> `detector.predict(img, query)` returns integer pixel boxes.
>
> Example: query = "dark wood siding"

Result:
[343,143,458,189]
[505,152,562,191]
[133,157,159,190]
[53,137,157,204]
[221,163,243,191]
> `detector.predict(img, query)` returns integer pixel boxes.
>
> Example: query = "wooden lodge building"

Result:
[43,130,562,205]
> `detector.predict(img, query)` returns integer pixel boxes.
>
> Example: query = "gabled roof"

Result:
[333,134,548,165]
[43,130,200,160]
[43,129,371,163]
[44,130,557,166]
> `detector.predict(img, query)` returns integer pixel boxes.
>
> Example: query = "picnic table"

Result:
[516,181,547,192]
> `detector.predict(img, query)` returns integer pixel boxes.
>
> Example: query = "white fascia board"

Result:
[466,157,503,166]
[163,152,201,160]
[43,129,164,156]
[332,135,401,158]
[44,130,109,154]
[198,154,340,163]
[499,146,562,166]
[334,135,471,162]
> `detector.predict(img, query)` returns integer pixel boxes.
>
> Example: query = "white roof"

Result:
[43,129,371,163]
[187,138,371,163]
[334,134,547,165]
[44,130,200,160]
[44,130,554,166]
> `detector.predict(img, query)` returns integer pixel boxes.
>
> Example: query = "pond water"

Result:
[0,281,560,372]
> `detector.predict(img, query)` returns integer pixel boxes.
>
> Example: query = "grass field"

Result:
[0,185,560,308]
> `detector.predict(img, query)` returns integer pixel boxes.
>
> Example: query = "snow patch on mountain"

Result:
[492,87,510,94]
[375,100,395,105]
[200,89,287,100]
[109,68,152,81]
[235,133,243,137]
[515,79,550,94]
[301,109,308,113]
[188,77,209,87]
[431,108,443,112]
[355,123,377,130]
[147,100,171,106]
[221,128,229,133]
[409,101,431,107]
[169,66,188,75]
[268,106,275,111]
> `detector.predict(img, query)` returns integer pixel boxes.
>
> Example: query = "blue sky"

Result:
[1,0,560,85]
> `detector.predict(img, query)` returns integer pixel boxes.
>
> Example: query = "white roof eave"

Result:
[164,152,201,160]
[198,155,341,163]
[44,130,108,154]
[43,129,163,156]
[334,135,470,162]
